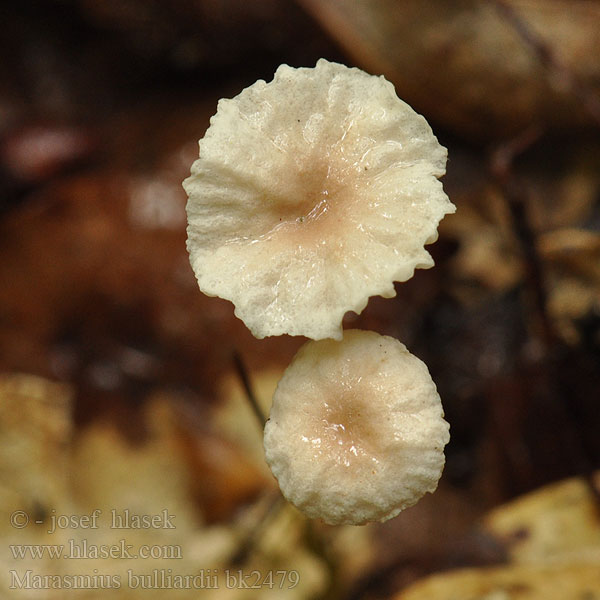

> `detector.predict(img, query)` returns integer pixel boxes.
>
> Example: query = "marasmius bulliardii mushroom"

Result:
[264,330,450,525]
[184,59,455,340]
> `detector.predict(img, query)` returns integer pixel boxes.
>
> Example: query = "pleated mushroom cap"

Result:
[184,59,455,340]
[264,330,450,525]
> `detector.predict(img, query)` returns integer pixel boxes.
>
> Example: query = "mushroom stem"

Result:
[232,350,266,429]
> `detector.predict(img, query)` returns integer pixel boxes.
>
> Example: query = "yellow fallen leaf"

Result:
[398,563,600,600]
[483,474,600,565]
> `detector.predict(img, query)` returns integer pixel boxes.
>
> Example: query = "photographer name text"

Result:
[10,509,176,534]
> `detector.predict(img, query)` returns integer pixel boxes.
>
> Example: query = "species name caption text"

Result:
[8,509,300,590]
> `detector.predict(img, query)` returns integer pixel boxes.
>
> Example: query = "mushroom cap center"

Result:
[301,381,382,468]
[264,158,351,247]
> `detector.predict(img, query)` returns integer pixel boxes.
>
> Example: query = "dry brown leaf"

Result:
[300,0,600,140]
[397,563,600,600]
[0,374,73,524]
[0,375,75,598]
[396,472,600,599]
[440,189,523,296]
[483,474,600,565]
[71,403,203,531]
[440,158,600,340]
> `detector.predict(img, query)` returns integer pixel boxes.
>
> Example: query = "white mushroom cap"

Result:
[184,59,455,340]
[264,330,450,525]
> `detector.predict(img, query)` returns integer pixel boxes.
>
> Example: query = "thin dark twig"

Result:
[303,521,342,600]
[489,126,557,350]
[491,0,600,126]
[489,126,542,181]
[232,350,267,429]
[228,493,285,566]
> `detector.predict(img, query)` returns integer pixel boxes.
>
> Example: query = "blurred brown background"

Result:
[1,1,599,599]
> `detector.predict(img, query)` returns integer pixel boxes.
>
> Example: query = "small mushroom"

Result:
[263,329,450,525]
[184,59,454,340]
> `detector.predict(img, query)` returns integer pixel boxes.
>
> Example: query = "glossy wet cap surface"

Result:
[264,329,450,525]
